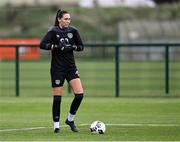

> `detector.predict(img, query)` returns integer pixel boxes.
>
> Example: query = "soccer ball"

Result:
[90,120,106,134]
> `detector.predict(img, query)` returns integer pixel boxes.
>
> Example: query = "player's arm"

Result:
[73,29,84,52]
[40,31,56,50]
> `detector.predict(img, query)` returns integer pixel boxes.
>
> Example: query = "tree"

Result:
[153,0,180,4]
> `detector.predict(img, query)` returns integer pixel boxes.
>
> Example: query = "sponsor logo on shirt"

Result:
[56,34,60,38]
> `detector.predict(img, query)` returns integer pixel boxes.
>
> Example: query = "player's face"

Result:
[58,13,71,28]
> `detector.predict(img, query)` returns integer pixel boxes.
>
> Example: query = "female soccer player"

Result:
[40,9,84,133]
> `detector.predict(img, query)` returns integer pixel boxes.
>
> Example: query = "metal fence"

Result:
[0,43,180,97]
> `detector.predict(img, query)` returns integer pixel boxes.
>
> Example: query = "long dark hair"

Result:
[54,9,69,26]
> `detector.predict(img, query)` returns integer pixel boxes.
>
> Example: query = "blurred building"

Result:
[118,20,180,60]
[79,0,156,8]
[0,0,156,7]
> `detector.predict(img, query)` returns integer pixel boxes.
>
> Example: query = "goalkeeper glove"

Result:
[59,43,74,52]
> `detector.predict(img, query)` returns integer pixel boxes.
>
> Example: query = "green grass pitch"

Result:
[0,59,180,141]
[0,97,180,141]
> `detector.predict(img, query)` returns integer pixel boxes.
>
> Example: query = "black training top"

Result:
[40,26,84,71]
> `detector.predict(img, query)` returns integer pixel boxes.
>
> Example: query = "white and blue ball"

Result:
[90,120,106,134]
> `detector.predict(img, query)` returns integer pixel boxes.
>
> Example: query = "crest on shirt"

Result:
[67,33,73,39]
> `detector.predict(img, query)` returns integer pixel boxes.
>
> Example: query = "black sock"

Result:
[70,93,84,115]
[52,96,61,122]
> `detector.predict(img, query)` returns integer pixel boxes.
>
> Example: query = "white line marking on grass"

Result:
[0,123,180,132]
[0,125,71,132]
[0,127,47,132]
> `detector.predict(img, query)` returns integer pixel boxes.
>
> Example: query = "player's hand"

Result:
[58,41,66,51]
[58,41,74,52]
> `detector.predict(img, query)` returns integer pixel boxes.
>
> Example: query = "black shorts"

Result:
[50,68,80,87]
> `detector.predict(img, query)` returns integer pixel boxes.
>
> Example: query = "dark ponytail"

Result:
[54,9,69,26]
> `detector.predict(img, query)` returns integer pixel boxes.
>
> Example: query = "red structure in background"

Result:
[0,38,40,60]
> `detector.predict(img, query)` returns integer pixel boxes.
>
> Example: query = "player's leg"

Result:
[66,77,84,132]
[52,87,63,133]
[69,78,84,117]
[51,70,65,133]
